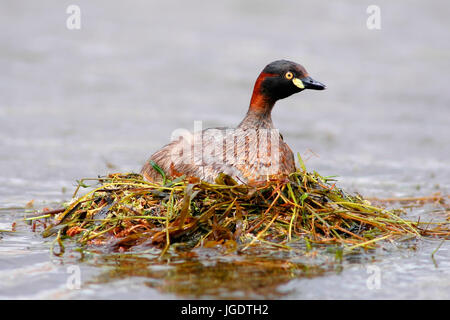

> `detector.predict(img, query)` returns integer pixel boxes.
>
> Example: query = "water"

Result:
[1,0,449,299]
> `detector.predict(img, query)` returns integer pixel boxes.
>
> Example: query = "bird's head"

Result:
[250,60,325,112]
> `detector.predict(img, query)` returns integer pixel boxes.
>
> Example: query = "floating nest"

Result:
[33,160,450,256]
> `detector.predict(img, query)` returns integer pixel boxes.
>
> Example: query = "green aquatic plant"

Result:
[31,157,450,257]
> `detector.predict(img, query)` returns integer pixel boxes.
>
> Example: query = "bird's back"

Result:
[140,127,295,184]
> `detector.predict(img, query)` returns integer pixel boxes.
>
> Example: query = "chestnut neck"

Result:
[238,73,277,129]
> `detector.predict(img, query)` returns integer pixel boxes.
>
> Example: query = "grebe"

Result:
[141,60,325,184]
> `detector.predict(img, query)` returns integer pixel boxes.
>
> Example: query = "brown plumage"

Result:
[141,60,325,184]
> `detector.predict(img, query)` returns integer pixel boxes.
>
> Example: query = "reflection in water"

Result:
[84,247,337,299]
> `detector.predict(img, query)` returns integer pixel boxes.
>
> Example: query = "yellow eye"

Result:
[285,72,294,80]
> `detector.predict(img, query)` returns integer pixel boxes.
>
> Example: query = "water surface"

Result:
[1,0,449,299]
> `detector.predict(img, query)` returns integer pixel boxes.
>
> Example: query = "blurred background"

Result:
[1,0,449,205]
[0,0,449,299]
